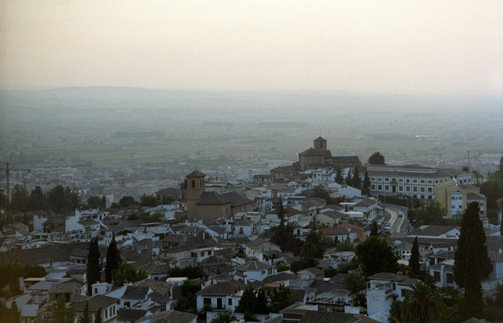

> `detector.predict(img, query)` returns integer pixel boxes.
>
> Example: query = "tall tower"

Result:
[314,136,327,151]
[186,170,205,218]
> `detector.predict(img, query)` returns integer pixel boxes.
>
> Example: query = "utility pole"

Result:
[3,162,31,203]
[5,162,9,203]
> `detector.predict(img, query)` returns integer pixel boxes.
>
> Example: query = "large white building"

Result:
[368,164,473,200]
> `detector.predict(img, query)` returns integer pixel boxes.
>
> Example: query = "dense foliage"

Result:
[454,202,492,319]
[168,266,205,279]
[86,238,101,295]
[368,152,385,165]
[0,263,46,298]
[8,184,80,213]
[105,235,121,283]
[113,262,148,286]
[355,236,398,277]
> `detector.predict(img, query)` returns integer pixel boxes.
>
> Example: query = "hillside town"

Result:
[0,137,502,323]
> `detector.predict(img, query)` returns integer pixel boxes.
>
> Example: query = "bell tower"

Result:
[314,136,327,151]
[186,170,205,218]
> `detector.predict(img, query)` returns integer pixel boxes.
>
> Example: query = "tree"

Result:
[270,286,297,312]
[119,196,136,208]
[355,236,398,277]
[271,201,302,255]
[10,185,29,212]
[368,152,385,165]
[53,295,75,323]
[494,282,503,308]
[0,192,8,210]
[409,237,420,277]
[105,235,120,283]
[47,185,66,213]
[237,286,257,314]
[168,266,205,279]
[370,221,378,237]
[301,228,324,259]
[29,186,47,210]
[343,270,365,293]
[454,202,492,288]
[0,302,20,323]
[454,202,492,319]
[335,168,344,184]
[362,170,371,195]
[113,262,147,286]
[255,288,269,314]
[140,194,157,207]
[211,311,235,323]
[345,170,352,186]
[175,280,201,312]
[401,282,442,323]
[352,166,361,189]
[81,303,90,323]
[95,309,102,323]
[86,238,101,295]
[87,196,104,209]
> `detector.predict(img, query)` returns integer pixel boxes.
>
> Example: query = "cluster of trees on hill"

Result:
[0,263,46,298]
[2,185,79,213]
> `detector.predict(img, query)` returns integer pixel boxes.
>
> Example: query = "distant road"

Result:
[383,203,409,234]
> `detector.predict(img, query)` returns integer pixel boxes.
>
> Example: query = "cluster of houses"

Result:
[0,137,501,322]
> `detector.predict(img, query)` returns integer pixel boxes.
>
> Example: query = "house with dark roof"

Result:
[74,295,119,323]
[137,309,197,323]
[234,260,277,283]
[195,281,246,312]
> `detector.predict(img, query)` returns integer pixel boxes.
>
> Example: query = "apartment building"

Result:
[368,164,473,200]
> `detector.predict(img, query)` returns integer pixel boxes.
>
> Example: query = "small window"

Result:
[204,298,211,305]
[191,180,196,188]
[228,298,232,305]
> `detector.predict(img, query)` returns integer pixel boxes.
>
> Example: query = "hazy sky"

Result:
[1,0,502,95]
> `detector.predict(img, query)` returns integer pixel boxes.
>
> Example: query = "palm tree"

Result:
[401,282,442,323]
[211,311,236,323]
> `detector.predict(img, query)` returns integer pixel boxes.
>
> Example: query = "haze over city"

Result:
[1,0,502,95]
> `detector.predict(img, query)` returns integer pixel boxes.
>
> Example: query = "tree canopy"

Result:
[454,202,492,319]
[355,236,398,277]
[368,152,385,165]
[86,238,101,295]
[105,235,120,283]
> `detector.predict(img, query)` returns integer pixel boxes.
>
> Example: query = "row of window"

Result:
[371,184,433,193]
[191,250,213,258]
[103,306,116,320]
[371,177,439,184]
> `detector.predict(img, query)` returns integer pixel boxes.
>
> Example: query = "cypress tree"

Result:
[105,234,120,283]
[353,166,361,189]
[453,202,492,319]
[409,237,420,277]
[86,238,101,295]
[237,287,256,314]
[345,171,352,186]
[95,309,102,323]
[362,170,371,196]
[370,221,378,237]
[255,289,269,314]
[81,303,89,323]
[453,202,492,288]
[335,168,343,184]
